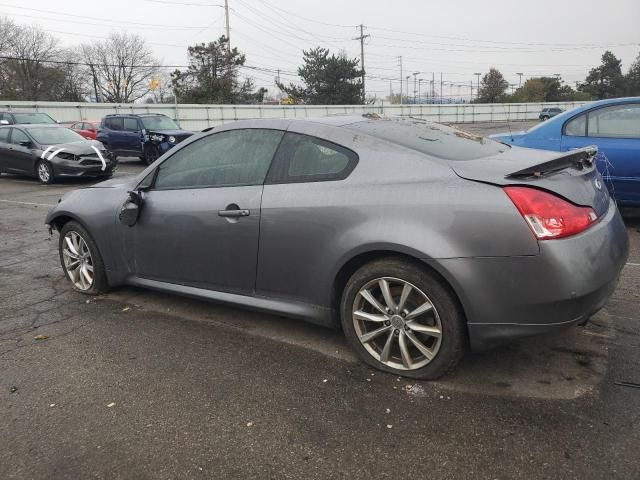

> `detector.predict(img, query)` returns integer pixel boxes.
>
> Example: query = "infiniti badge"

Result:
[594,178,602,191]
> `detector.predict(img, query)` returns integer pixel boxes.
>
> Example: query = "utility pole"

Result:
[397,56,403,105]
[474,72,481,100]
[412,71,420,103]
[440,72,443,104]
[224,0,231,53]
[418,78,423,104]
[431,72,435,100]
[89,63,100,103]
[516,72,523,88]
[470,81,473,102]
[354,25,370,102]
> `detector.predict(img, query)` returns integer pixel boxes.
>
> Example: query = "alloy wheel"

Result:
[38,162,51,183]
[352,277,443,370]
[62,231,94,291]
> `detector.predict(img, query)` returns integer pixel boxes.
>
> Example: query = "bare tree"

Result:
[81,33,158,103]
[1,23,60,100]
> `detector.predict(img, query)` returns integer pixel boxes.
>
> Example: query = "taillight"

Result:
[504,186,598,239]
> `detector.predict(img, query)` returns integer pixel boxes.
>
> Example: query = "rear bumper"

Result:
[437,199,629,351]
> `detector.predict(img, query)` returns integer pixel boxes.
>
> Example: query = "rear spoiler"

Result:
[506,146,598,179]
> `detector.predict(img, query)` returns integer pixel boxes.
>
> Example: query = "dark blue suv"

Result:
[97,114,194,165]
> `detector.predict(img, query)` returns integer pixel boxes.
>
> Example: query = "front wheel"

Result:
[340,258,465,380]
[143,145,160,165]
[36,160,54,184]
[58,221,108,294]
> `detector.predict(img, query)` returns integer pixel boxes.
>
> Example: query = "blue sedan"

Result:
[492,97,640,206]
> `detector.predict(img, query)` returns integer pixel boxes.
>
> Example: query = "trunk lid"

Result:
[450,145,610,217]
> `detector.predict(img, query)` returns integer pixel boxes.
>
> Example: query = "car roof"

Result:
[104,113,167,118]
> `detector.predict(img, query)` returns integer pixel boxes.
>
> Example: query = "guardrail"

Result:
[0,100,587,130]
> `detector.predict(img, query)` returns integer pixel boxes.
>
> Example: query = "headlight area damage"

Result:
[40,140,116,179]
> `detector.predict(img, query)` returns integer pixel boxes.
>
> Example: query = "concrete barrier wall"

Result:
[0,100,587,130]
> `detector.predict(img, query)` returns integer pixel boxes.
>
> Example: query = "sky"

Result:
[1,0,639,101]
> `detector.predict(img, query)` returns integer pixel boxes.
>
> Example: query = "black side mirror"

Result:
[19,141,32,148]
[119,191,143,227]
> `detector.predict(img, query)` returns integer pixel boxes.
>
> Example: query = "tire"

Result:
[35,160,54,184]
[102,144,116,162]
[143,145,160,165]
[541,115,549,121]
[340,258,465,380]
[58,221,108,295]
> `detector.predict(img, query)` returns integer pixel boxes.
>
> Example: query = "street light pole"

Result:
[516,72,523,88]
[418,78,423,104]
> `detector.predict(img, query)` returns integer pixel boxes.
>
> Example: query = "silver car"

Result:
[46,116,629,379]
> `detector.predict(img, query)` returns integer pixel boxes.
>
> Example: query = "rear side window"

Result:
[123,118,139,131]
[587,104,640,138]
[105,117,123,130]
[564,114,586,136]
[0,128,9,142]
[267,133,358,184]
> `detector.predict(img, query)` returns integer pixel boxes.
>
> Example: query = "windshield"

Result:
[140,116,180,130]
[28,127,86,145]
[12,112,56,124]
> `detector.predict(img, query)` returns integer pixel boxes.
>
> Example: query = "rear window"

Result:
[344,118,508,161]
[12,112,56,124]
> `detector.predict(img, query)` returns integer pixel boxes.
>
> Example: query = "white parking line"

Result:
[627,262,640,267]
[0,199,55,207]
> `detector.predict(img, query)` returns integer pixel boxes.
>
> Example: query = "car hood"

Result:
[39,140,106,155]
[87,176,138,189]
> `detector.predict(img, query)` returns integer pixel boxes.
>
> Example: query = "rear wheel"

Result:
[58,221,108,295]
[340,258,465,379]
[36,160,54,184]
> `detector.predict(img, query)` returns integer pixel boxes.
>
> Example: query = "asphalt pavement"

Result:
[1,122,639,479]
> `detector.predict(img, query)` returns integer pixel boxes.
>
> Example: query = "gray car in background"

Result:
[45,116,629,379]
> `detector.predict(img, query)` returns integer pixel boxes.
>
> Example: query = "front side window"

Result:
[564,114,587,137]
[154,128,284,189]
[11,129,30,145]
[0,128,9,142]
[124,118,139,131]
[587,104,640,138]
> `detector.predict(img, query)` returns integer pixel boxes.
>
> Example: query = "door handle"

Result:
[218,208,250,218]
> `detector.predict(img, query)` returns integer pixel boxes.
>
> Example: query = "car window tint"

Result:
[11,128,30,145]
[565,114,586,136]
[123,118,139,131]
[106,118,123,130]
[269,133,356,184]
[587,104,640,138]
[0,128,9,142]
[154,129,284,189]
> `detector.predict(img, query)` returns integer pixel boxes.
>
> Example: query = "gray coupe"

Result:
[45,116,629,379]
